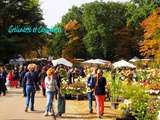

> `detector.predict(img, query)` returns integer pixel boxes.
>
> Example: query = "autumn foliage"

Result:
[62,20,86,59]
[64,20,80,31]
[139,7,160,63]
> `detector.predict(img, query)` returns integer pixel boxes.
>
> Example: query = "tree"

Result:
[50,1,142,60]
[48,23,68,58]
[125,0,159,60]
[62,20,87,59]
[126,0,157,28]
[114,27,139,59]
[0,0,47,63]
[82,2,128,60]
[49,6,87,59]
[139,7,160,63]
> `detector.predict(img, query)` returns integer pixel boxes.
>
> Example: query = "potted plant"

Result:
[116,102,132,120]
[61,81,87,100]
[110,71,122,109]
[74,82,87,100]
[119,83,151,120]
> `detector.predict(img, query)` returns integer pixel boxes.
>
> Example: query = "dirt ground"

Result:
[0,88,118,120]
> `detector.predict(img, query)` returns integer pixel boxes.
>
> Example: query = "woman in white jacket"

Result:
[44,68,59,116]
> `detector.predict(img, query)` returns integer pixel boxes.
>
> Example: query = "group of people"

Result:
[23,64,61,117]
[0,63,62,117]
[24,64,107,119]
[86,67,107,119]
[0,62,108,119]
[0,66,20,96]
[23,64,62,116]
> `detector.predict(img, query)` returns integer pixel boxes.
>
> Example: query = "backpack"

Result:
[87,75,96,89]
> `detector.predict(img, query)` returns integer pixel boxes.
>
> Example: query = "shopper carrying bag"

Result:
[44,67,59,117]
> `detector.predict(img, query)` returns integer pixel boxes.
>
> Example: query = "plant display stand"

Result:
[76,94,87,101]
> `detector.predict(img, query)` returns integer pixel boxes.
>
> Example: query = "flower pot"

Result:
[77,94,85,101]
[111,102,119,109]
[125,113,136,120]
[64,94,72,100]
[71,94,77,100]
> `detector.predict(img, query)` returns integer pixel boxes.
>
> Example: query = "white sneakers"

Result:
[43,112,48,116]
[43,112,53,116]
[48,112,53,116]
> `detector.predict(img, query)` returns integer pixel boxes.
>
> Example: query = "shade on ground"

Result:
[0,88,119,120]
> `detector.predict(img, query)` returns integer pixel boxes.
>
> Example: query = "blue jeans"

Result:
[25,85,35,110]
[88,91,95,112]
[46,91,54,112]
[23,85,26,97]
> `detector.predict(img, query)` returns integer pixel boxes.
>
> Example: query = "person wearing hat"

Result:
[44,67,59,116]
[23,64,36,112]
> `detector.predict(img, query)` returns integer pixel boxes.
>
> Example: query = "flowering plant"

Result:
[118,103,128,111]
[61,81,86,95]
[145,98,160,119]
[147,83,160,90]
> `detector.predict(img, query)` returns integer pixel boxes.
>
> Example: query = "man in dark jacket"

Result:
[39,67,47,96]
[0,67,7,96]
[21,66,28,97]
[67,68,73,84]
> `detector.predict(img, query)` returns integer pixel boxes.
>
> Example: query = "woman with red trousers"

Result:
[95,69,106,119]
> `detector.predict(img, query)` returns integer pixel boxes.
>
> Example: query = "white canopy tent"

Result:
[16,57,25,65]
[9,57,25,65]
[95,59,110,64]
[141,58,152,61]
[82,59,108,64]
[113,60,136,68]
[15,57,25,62]
[9,59,16,64]
[82,59,95,64]
[52,58,73,67]
[129,56,140,62]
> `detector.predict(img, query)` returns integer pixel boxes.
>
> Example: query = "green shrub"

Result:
[120,83,160,120]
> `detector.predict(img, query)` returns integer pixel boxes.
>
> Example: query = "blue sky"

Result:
[39,0,129,27]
